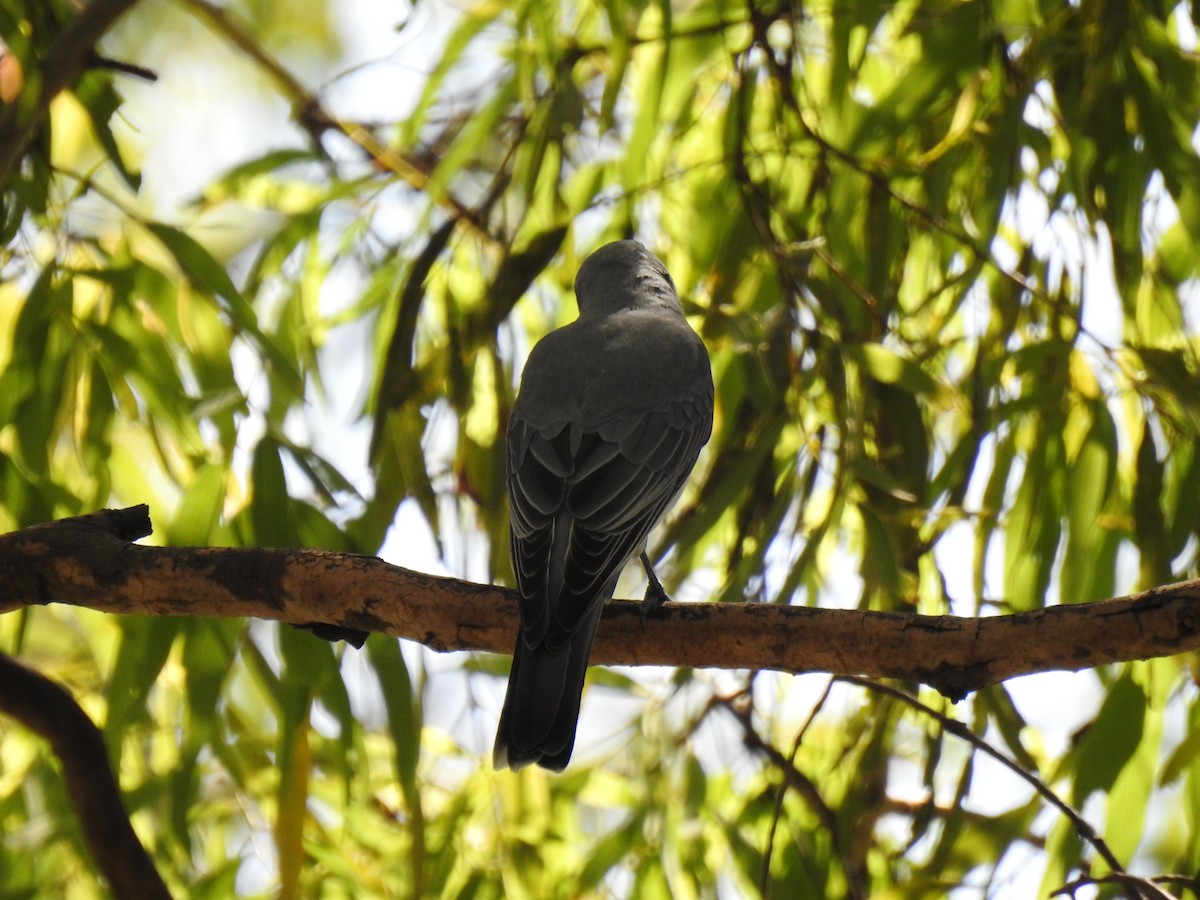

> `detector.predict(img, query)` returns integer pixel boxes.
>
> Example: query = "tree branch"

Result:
[2,508,1200,699]
[0,0,143,188]
[0,650,172,899]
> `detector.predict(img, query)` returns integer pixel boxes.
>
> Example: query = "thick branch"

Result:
[2,508,1200,698]
[0,651,172,899]
[0,0,143,188]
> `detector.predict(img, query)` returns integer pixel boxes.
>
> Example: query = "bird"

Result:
[493,240,714,771]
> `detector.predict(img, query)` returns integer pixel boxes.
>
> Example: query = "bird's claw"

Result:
[639,551,672,619]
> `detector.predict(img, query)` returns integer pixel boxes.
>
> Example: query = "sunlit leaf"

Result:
[146,221,304,396]
[1072,672,1146,806]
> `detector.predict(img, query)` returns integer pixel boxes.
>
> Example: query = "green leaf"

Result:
[859,505,902,604]
[1060,404,1117,604]
[104,616,181,752]
[367,635,420,809]
[169,463,228,546]
[1133,418,1170,585]
[1039,813,1085,899]
[145,221,304,396]
[173,620,239,843]
[1103,669,1161,861]
[1003,424,1064,611]
[980,685,1038,771]
[1164,439,1200,561]
[278,624,340,693]
[72,71,140,190]
[598,1,632,130]
[1162,699,1200,785]
[182,620,238,743]
[474,224,568,342]
[1072,672,1146,806]
[274,685,311,897]
[249,436,297,547]
[844,342,945,398]
[370,217,458,460]
[207,147,314,194]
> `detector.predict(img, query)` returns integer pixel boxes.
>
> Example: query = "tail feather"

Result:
[493,600,605,771]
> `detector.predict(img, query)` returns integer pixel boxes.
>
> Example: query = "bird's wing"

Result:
[507,389,711,649]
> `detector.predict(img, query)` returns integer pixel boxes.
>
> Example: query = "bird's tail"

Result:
[493,600,605,772]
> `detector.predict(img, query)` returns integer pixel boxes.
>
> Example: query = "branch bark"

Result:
[0,0,143,188]
[3,507,1199,698]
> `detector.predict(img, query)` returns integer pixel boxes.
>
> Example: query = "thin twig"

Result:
[176,0,494,240]
[1053,872,1179,900]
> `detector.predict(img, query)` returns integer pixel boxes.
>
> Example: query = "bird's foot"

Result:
[639,551,672,617]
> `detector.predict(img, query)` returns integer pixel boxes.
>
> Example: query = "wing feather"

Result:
[506,397,708,641]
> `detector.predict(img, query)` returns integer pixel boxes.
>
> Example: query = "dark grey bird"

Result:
[493,240,714,771]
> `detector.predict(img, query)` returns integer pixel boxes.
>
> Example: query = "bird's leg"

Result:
[640,551,672,611]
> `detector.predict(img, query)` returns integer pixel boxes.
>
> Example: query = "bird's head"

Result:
[573,240,680,316]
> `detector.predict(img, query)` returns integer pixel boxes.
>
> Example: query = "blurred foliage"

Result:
[2,0,1200,896]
